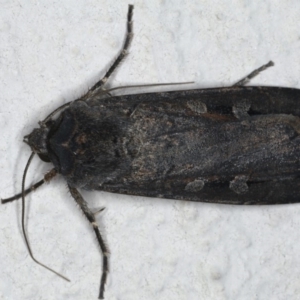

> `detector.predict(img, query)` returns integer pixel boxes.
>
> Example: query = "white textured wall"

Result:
[1,1,300,299]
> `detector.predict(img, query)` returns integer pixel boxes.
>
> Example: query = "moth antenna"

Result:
[42,102,71,124]
[98,81,195,96]
[21,152,70,282]
[40,81,193,125]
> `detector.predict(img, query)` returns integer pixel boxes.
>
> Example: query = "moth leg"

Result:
[68,185,108,300]
[233,61,274,86]
[1,169,57,204]
[93,207,106,216]
[90,5,134,92]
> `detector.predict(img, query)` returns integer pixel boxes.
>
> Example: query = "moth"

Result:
[2,4,300,299]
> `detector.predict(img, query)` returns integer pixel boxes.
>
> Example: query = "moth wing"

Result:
[96,86,300,205]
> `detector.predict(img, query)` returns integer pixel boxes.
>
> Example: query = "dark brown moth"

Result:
[2,4,300,299]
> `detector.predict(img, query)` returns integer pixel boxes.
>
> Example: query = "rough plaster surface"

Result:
[1,1,300,299]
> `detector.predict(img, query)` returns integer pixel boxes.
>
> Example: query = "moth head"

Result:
[23,121,52,162]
